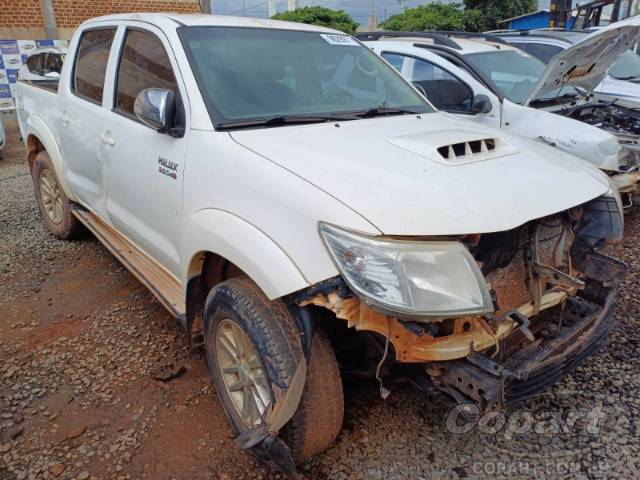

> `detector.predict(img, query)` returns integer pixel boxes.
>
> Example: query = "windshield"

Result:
[465,50,547,104]
[179,27,432,127]
[609,50,640,80]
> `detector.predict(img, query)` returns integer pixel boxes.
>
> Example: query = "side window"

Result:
[408,57,474,113]
[115,29,178,118]
[381,52,405,72]
[515,43,563,64]
[73,29,117,104]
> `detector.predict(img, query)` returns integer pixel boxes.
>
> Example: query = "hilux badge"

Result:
[158,156,178,180]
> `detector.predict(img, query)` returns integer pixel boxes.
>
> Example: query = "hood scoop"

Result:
[388,129,518,165]
[437,138,497,161]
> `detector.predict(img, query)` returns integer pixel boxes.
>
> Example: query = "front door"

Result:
[100,25,189,276]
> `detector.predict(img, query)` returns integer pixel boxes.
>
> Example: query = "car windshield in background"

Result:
[465,50,547,104]
[179,27,432,128]
[609,50,640,81]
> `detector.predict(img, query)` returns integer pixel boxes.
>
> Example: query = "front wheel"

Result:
[203,276,344,465]
[32,151,82,239]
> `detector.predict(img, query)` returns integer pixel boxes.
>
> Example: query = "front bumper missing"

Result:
[610,169,640,196]
[432,289,616,412]
[300,289,573,363]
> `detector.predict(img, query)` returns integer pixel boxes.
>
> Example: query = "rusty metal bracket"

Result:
[533,262,585,290]
[509,311,535,342]
[467,350,511,378]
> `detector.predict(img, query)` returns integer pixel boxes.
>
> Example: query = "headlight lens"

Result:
[319,223,493,317]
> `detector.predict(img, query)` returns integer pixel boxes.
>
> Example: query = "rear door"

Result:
[100,23,189,275]
[58,27,118,216]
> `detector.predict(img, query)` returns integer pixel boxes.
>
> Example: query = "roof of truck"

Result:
[83,13,344,34]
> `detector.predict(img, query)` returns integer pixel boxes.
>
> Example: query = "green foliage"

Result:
[463,0,539,31]
[377,0,538,33]
[272,6,359,35]
[380,3,465,31]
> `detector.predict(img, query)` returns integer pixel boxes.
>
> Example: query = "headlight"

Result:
[319,223,493,318]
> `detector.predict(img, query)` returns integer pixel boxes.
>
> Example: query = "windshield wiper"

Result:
[220,113,359,130]
[529,93,579,106]
[352,106,420,118]
[613,75,640,82]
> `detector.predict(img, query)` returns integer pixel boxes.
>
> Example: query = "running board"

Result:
[72,207,186,318]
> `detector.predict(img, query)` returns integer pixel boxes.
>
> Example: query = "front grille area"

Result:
[482,217,566,317]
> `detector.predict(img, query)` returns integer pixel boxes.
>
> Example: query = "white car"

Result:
[18,47,66,82]
[362,24,640,204]
[495,29,640,103]
[16,13,626,474]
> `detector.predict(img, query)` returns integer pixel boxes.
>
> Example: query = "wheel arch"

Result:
[182,208,310,344]
[24,115,76,201]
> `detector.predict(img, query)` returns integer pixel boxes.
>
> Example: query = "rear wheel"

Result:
[204,276,344,464]
[32,151,82,239]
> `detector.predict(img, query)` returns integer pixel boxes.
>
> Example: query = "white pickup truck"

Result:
[16,13,627,474]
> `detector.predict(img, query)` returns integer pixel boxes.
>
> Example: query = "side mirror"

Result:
[471,94,492,114]
[134,88,176,133]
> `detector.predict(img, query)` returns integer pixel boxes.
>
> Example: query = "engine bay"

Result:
[558,101,640,166]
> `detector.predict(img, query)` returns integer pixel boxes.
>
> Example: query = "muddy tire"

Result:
[280,326,344,464]
[32,151,82,239]
[203,276,344,465]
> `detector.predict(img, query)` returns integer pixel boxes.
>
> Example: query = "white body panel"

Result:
[365,40,622,171]
[16,13,610,303]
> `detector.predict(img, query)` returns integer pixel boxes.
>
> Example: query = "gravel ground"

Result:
[1,110,639,480]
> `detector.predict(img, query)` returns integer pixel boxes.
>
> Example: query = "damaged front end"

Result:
[301,191,626,413]
[558,101,640,200]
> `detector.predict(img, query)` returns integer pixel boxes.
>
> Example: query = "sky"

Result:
[209,0,453,23]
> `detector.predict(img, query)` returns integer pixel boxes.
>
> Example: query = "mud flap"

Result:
[234,358,308,478]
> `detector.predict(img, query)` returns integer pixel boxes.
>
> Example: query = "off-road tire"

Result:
[32,151,82,239]
[203,276,344,465]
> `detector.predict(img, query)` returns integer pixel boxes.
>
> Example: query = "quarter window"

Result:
[73,29,116,104]
[382,52,405,72]
[115,29,178,118]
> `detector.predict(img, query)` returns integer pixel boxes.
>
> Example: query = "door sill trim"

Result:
[72,206,186,318]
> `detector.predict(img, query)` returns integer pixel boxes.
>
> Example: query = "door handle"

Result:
[60,114,70,125]
[100,133,115,147]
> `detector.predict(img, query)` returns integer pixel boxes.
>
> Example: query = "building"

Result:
[499,10,551,30]
[0,0,202,40]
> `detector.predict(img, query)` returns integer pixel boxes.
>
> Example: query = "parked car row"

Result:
[359,19,640,206]
[14,13,633,476]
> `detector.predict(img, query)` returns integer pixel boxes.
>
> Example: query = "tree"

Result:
[380,3,465,32]
[463,0,538,31]
[272,6,359,35]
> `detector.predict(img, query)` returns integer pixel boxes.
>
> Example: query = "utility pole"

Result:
[39,0,58,39]
[268,0,277,17]
[200,0,212,14]
[287,0,297,11]
[369,0,378,31]
[242,0,247,16]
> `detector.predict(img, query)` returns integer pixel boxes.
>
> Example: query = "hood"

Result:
[525,16,640,105]
[230,113,609,236]
[502,99,622,171]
